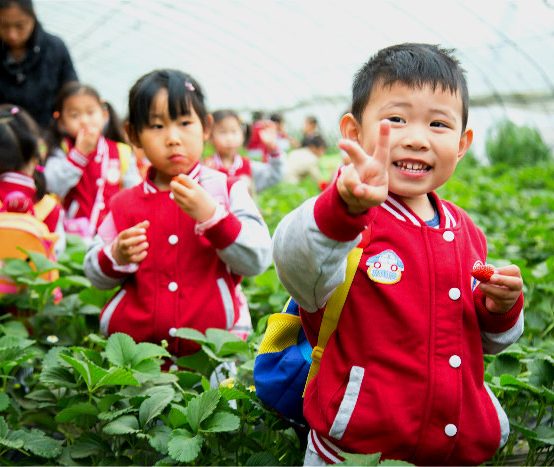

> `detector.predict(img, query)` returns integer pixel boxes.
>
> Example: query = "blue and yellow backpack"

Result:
[253,241,365,423]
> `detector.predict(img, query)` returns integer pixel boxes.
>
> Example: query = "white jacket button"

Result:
[168,282,178,292]
[448,288,461,300]
[444,424,458,437]
[449,355,461,368]
[443,231,455,242]
[168,234,178,245]
[168,327,177,337]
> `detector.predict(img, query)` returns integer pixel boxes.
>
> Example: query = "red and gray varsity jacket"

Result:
[44,136,141,234]
[273,182,524,466]
[84,164,272,356]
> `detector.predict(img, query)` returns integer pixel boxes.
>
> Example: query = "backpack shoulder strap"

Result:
[34,194,58,222]
[304,225,372,391]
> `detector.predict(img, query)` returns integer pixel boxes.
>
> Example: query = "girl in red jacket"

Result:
[44,82,141,240]
[0,104,65,255]
[83,69,272,356]
[204,109,284,194]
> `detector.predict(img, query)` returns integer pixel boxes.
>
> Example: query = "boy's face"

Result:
[343,82,472,202]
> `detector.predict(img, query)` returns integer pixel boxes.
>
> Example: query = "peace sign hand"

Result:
[337,120,390,214]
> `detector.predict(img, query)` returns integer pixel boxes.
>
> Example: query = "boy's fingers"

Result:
[372,120,391,166]
[337,139,367,169]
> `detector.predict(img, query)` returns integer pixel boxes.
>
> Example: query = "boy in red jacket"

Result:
[272,43,524,466]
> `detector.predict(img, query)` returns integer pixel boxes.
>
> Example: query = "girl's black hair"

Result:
[45,81,126,157]
[0,0,36,21]
[212,109,240,125]
[127,69,208,141]
[212,109,246,139]
[0,103,46,197]
[352,43,469,131]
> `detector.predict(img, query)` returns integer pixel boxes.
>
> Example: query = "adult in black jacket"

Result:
[0,0,77,129]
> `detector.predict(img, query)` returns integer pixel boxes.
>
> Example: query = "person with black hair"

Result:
[205,109,284,194]
[273,43,524,465]
[0,103,65,253]
[0,0,77,129]
[284,134,327,187]
[43,82,140,240]
[83,69,271,356]
[270,112,299,152]
[300,115,323,148]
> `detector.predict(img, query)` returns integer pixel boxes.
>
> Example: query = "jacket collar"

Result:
[381,192,457,229]
[0,171,37,198]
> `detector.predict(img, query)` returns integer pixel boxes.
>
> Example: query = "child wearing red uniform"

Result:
[204,109,284,193]
[44,82,141,240]
[273,43,524,466]
[0,104,64,254]
[83,69,272,356]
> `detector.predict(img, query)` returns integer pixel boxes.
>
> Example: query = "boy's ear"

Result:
[125,122,140,147]
[339,112,361,142]
[203,114,214,141]
[457,128,473,160]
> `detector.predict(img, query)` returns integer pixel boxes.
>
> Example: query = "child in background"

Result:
[0,104,65,255]
[204,109,284,193]
[273,43,524,465]
[83,69,272,356]
[283,134,327,189]
[44,82,141,240]
[269,112,299,152]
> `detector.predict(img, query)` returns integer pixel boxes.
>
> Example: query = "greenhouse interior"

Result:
[1,0,553,465]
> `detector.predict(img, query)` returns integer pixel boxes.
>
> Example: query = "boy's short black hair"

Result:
[352,43,469,131]
[127,69,208,139]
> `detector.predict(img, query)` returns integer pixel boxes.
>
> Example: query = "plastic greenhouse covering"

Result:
[35,0,554,159]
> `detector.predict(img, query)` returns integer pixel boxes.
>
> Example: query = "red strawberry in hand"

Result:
[472,263,495,283]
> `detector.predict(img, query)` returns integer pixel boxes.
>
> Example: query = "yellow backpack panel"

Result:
[0,213,59,295]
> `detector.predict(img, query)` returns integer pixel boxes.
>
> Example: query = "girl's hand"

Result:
[170,174,217,222]
[479,264,523,314]
[111,220,150,265]
[75,125,101,156]
[337,120,390,214]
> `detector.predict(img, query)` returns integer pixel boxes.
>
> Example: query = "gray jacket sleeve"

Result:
[272,197,360,312]
[481,312,524,354]
[251,154,284,192]
[44,148,83,197]
[216,180,272,276]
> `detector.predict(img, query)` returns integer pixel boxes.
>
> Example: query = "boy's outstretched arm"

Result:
[273,121,391,312]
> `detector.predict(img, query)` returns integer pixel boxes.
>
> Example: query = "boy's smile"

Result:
[350,82,472,213]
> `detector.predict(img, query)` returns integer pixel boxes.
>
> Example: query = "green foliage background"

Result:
[0,120,553,465]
